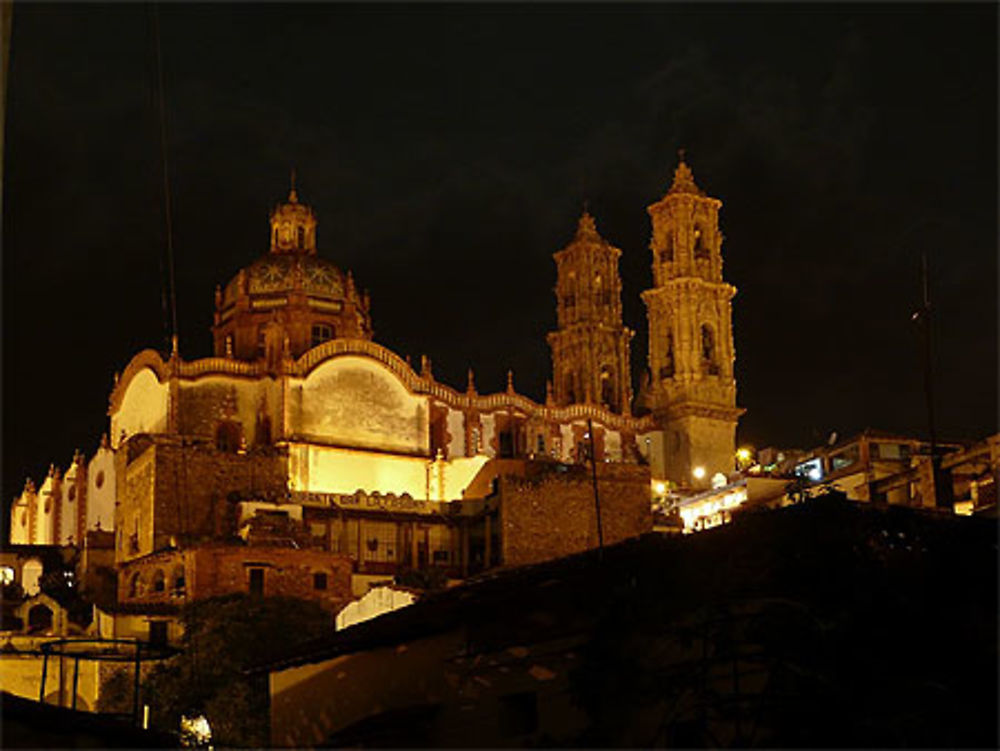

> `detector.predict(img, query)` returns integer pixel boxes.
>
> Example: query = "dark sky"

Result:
[3,3,997,508]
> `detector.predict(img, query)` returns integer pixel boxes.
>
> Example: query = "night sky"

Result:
[3,3,997,509]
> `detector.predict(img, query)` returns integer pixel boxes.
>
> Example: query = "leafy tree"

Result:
[137,594,332,747]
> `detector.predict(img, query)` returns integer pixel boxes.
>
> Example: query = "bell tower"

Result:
[548,210,633,414]
[641,154,743,487]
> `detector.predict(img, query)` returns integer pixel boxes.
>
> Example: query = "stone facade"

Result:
[118,545,353,614]
[498,463,652,567]
[642,156,744,487]
[114,435,288,563]
[548,212,634,415]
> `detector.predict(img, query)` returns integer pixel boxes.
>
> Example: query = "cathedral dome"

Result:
[212,185,373,361]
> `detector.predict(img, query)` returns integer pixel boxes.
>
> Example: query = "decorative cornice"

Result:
[108,338,656,433]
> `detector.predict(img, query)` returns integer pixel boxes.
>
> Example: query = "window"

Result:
[694,226,709,258]
[830,445,860,471]
[248,568,264,596]
[148,621,168,647]
[27,604,53,634]
[536,434,546,454]
[152,569,165,593]
[95,471,105,489]
[273,227,279,245]
[600,367,615,408]
[311,323,333,348]
[172,565,185,595]
[257,330,266,355]
[432,549,450,563]
[700,325,718,375]
[313,572,327,590]
[68,486,76,502]
[361,521,397,563]
[297,226,305,248]
[129,572,141,598]
[872,442,908,461]
[660,332,675,379]
[661,234,674,263]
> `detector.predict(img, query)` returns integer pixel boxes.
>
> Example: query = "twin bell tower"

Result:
[548,154,743,488]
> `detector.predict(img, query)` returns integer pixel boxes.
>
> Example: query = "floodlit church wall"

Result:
[294,356,430,455]
[111,368,168,449]
[442,455,491,499]
[176,376,269,446]
[604,430,623,462]
[638,430,668,480]
[57,463,81,546]
[9,495,32,545]
[559,423,574,463]
[118,446,156,562]
[86,446,116,532]
[34,475,56,545]
[481,413,496,458]
[287,443,430,498]
[446,408,465,457]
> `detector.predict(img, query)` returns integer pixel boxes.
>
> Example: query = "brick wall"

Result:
[499,463,651,567]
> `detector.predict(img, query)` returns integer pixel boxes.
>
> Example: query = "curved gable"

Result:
[294,354,429,455]
[111,367,169,448]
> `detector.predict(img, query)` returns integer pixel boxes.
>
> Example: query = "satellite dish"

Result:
[827,431,838,446]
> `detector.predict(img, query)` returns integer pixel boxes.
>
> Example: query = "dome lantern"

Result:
[269,171,318,255]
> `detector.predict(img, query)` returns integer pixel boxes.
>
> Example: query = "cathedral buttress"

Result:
[547,211,634,414]
[641,155,744,487]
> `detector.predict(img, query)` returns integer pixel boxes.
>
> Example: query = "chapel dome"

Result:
[211,185,373,361]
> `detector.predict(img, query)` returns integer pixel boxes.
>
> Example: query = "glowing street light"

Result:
[692,466,706,480]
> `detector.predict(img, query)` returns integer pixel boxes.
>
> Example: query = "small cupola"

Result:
[269,171,318,255]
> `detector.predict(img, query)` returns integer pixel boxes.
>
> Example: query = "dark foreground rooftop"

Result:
[260,493,998,747]
[1,691,177,748]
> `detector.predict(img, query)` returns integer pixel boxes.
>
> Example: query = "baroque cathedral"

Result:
[9,156,742,614]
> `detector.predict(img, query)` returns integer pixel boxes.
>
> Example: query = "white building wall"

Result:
[86,446,116,532]
[34,476,56,545]
[446,408,465,458]
[481,414,496,458]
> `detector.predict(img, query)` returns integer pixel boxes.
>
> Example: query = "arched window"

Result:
[129,572,141,598]
[600,366,615,409]
[297,226,305,248]
[172,565,186,595]
[694,226,709,259]
[564,373,576,404]
[27,604,53,634]
[701,325,719,374]
[273,227,279,245]
[660,234,674,263]
[152,569,165,593]
[660,332,675,379]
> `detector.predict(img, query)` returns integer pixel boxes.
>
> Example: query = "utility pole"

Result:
[912,252,951,509]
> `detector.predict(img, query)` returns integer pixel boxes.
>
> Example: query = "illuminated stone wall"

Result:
[293,356,429,455]
[118,545,352,613]
[498,463,651,567]
[114,436,287,562]
[111,366,169,449]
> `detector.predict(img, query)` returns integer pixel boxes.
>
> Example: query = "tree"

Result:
[136,594,332,747]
